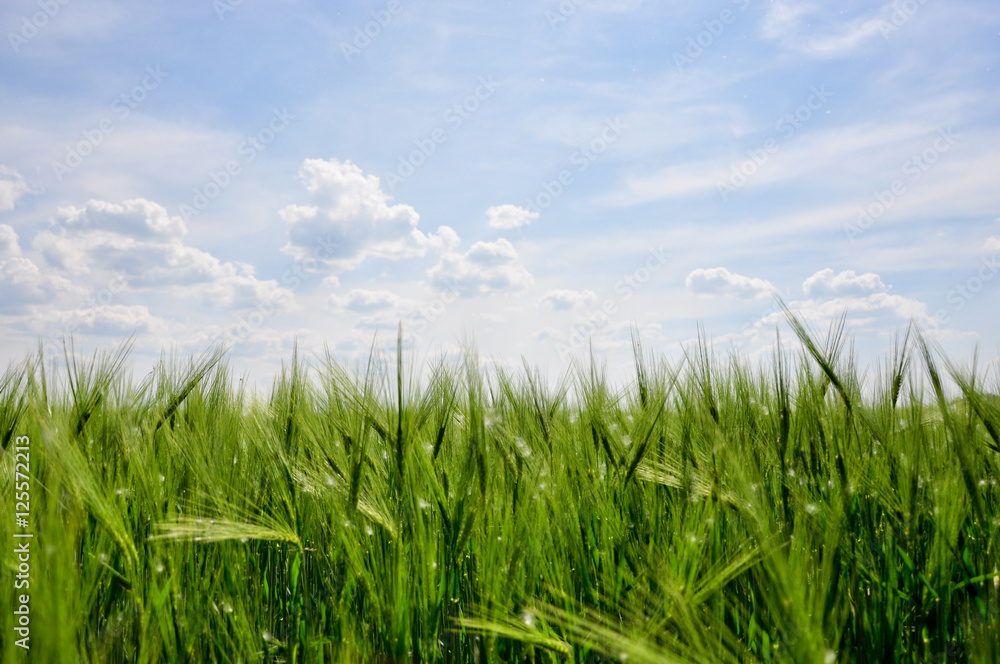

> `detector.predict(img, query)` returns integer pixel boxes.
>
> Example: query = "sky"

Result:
[1,0,999,386]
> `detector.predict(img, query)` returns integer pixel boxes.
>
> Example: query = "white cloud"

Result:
[986,236,1000,252]
[540,289,598,311]
[329,288,405,312]
[58,198,186,240]
[761,1,886,58]
[730,270,932,344]
[32,198,290,309]
[0,224,20,257]
[487,204,539,229]
[722,288,939,352]
[0,224,78,312]
[605,122,946,207]
[819,292,933,326]
[0,166,29,211]
[607,162,724,206]
[802,268,887,297]
[428,238,534,296]
[686,267,775,299]
[280,158,459,273]
[803,20,884,56]
[36,304,162,337]
[760,0,812,40]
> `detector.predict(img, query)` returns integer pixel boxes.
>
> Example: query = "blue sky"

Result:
[2,0,998,384]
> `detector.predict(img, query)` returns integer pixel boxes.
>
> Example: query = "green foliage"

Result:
[1,321,998,663]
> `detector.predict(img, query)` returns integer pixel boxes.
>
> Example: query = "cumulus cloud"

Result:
[802,268,887,297]
[486,204,539,229]
[0,224,78,312]
[428,238,534,296]
[0,166,29,211]
[36,304,161,337]
[723,270,938,351]
[58,198,187,240]
[0,224,20,257]
[986,236,1000,252]
[686,267,775,299]
[280,158,459,273]
[541,289,598,311]
[778,291,938,334]
[721,268,928,349]
[32,198,290,309]
[329,288,405,312]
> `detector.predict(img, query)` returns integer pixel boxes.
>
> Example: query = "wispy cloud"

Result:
[760,1,914,58]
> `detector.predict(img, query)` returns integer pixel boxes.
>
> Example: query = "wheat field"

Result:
[2,315,998,663]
